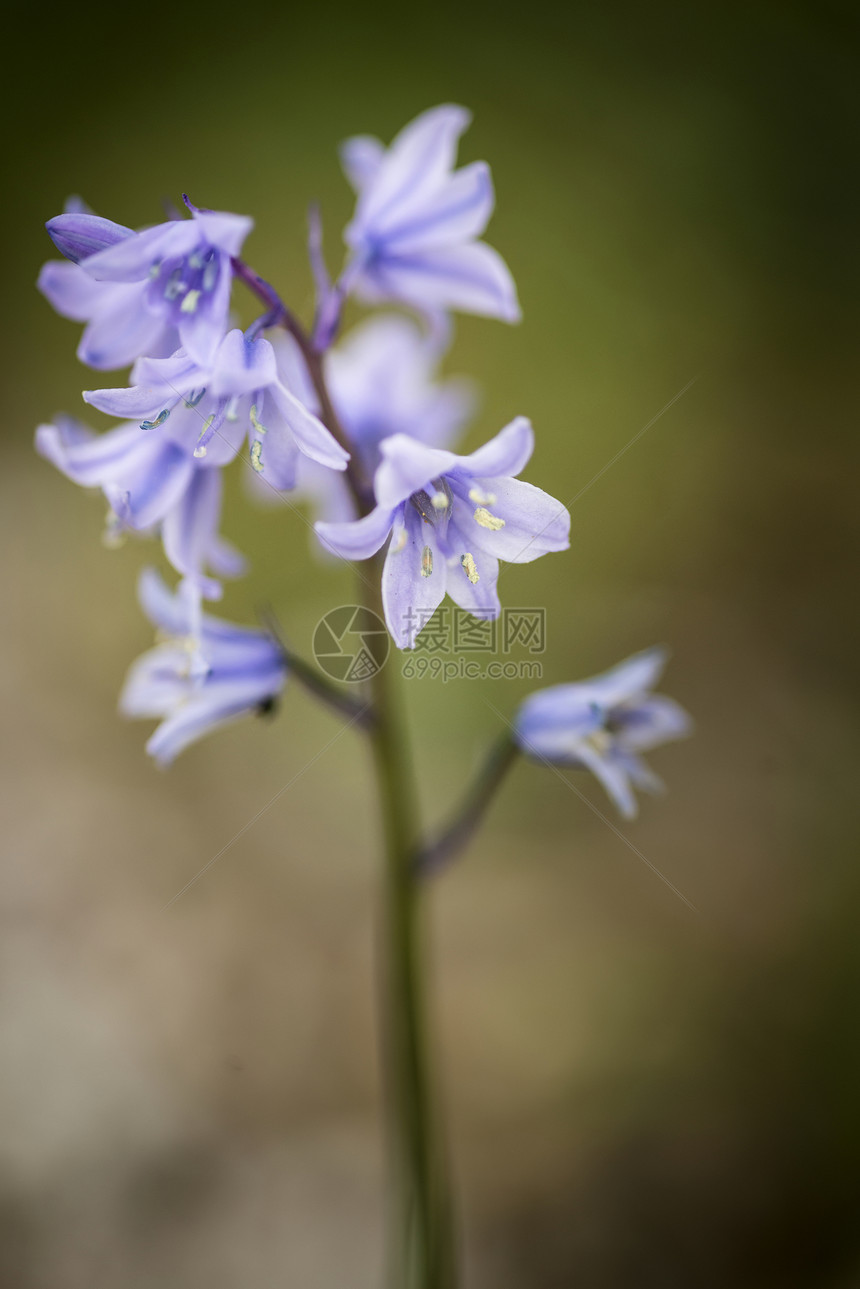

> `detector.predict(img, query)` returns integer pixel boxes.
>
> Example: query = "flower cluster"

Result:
[37,104,689,813]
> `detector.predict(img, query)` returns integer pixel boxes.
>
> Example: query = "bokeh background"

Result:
[2,2,859,1285]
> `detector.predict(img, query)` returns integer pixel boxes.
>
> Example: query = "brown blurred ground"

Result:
[2,2,860,1286]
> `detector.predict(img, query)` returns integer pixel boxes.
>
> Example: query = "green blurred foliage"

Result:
[1,2,859,1286]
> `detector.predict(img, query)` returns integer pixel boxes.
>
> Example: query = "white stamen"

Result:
[180,289,201,314]
[474,506,506,531]
[460,552,479,584]
[421,545,434,577]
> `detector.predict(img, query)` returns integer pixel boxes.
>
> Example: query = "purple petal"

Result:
[380,162,494,252]
[352,105,471,234]
[46,213,134,264]
[361,240,521,323]
[461,476,570,564]
[211,330,277,398]
[268,384,349,470]
[581,648,670,708]
[192,210,253,257]
[443,547,501,620]
[177,252,232,367]
[315,503,397,561]
[458,416,533,479]
[614,695,693,751]
[162,467,224,582]
[374,434,457,509]
[83,220,198,282]
[381,508,447,648]
[339,135,386,193]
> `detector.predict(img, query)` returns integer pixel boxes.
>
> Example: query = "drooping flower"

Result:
[43,202,252,368]
[315,417,569,647]
[513,649,693,817]
[120,568,287,765]
[283,315,475,537]
[36,414,246,596]
[340,105,520,325]
[83,328,350,488]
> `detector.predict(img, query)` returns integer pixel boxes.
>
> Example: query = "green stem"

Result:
[416,733,519,878]
[365,568,455,1289]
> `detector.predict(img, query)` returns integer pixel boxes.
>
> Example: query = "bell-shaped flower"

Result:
[82,328,349,488]
[36,414,246,597]
[43,203,252,367]
[120,569,287,765]
[514,649,693,818]
[287,315,475,538]
[340,105,520,325]
[315,417,569,648]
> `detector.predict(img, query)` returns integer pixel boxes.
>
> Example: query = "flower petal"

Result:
[211,330,278,397]
[457,416,533,479]
[359,240,521,322]
[268,383,349,470]
[374,434,458,509]
[380,162,494,253]
[339,134,386,192]
[381,508,447,648]
[614,695,693,751]
[315,504,397,561]
[46,213,134,264]
[352,104,471,234]
[82,220,198,282]
[462,476,570,563]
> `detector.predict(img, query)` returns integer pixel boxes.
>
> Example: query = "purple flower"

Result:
[120,568,287,765]
[514,649,693,818]
[83,328,350,488]
[288,315,475,537]
[42,203,252,368]
[340,105,520,325]
[36,414,246,596]
[315,417,569,647]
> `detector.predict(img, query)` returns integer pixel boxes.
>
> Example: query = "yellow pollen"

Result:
[431,491,449,510]
[421,545,434,577]
[469,486,497,506]
[474,506,505,530]
[180,289,201,313]
[250,403,267,434]
[390,528,407,554]
[586,729,613,755]
[250,441,264,473]
[460,552,479,584]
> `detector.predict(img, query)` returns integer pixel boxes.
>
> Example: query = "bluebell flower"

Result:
[42,203,252,368]
[514,649,693,818]
[340,105,520,325]
[316,417,569,647]
[120,569,287,765]
[36,414,246,596]
[83,328,350,488]
[285,315,475,539]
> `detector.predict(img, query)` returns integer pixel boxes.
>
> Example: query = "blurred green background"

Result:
[2,1,859,1285]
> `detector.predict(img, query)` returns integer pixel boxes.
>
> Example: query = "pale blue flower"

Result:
[316,417,569,647]
[43,202,252,368]
[340,105,520,324]
[120,569,286,765]
[36,414,246,597]
[514,649,693,817]
[286,315,475,540]
[83,328,350,487]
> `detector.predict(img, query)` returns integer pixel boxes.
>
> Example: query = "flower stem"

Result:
[415,733,519,878]
[365,567,456,1289]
